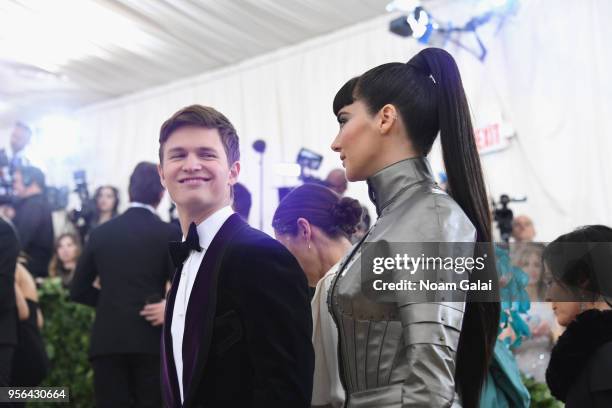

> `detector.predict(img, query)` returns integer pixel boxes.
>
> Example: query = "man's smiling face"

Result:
[158,126,238,218]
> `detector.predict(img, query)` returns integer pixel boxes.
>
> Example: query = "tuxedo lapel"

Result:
[182,214,247,406]
[161,263,184,408]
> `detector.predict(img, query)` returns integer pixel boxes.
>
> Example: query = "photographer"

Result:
[11,166,54,279]
[6,122,32,171]
[68,169,120,241]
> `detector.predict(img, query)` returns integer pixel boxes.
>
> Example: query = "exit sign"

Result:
[475,123,514,155]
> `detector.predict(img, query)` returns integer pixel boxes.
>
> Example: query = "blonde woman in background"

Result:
[511,243,556,382]
[48,233,82,288]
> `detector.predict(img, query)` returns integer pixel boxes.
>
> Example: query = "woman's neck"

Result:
[368,130,420,178]
[63,261,76,271]
[315,237,352,283]
[98,211,113,224]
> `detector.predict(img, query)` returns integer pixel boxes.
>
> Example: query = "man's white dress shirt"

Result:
[171,205,234,403]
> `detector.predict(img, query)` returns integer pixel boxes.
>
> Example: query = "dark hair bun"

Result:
[331,197,363,236]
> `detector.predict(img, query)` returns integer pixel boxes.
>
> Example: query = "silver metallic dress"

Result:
[328,157,476,407]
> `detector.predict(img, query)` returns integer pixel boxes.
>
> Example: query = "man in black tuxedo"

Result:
[0,216,19,387]
[11,166,54,278]
[158,105,314,408]
[71,162,180,408]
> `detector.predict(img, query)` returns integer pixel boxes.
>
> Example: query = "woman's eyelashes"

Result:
[337,115,348,127]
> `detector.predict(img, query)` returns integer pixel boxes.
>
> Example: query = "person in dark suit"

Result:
[157,105,314,408]
[71,162,180,408]
[231,182,251,222]
[0,216,19,387]
[11,166,54,278]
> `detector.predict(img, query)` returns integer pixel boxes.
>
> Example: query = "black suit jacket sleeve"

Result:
[0,219,19,313]
[13,200,42,249]
[592,391,612,408]
[70,231,100,307]
[589,343,612,407]
[230,239,314,407]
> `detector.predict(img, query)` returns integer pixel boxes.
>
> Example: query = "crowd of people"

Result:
[1,47,611,408]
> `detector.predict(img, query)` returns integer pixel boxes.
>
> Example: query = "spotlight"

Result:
[389,15,413,37]
[408,7,433,41]
[387,0,520,62]
[389,7,433,42]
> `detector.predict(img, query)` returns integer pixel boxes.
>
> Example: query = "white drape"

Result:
[22,0,612,240]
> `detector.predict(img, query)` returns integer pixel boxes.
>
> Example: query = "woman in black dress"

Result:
[12,263,49,388]
[545,225,612,407]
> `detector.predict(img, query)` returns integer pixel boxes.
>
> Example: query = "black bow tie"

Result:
[169,222,202,267]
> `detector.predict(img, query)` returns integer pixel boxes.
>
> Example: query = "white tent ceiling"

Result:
[3,0,610,239]
[1,0,396,128]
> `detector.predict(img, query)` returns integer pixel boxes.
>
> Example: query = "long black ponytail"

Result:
[333,47,500,408]
[418,48,500,408]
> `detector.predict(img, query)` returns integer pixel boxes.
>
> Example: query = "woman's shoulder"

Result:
[16,263,38,301]
[586,341,612,391]
[548,311,612,401]
[380,185,476,242]
[314,263,340,295]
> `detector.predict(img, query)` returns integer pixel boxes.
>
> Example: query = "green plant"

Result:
[522,375,564,408]
[34,278,95,408]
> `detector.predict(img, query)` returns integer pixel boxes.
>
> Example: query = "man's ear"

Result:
[379,104,398,135]
[228,161,240,186]
[157,164,166,189]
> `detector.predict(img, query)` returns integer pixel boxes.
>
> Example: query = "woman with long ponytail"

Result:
[328,47,500,407]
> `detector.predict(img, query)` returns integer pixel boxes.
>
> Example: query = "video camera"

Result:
[296,148,325,184]
[68,170,97,237]
[278,148,330,202]
[0,149,70,211]
[492,194,527,243]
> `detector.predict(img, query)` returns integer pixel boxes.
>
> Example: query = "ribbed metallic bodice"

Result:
[328,157,476,407]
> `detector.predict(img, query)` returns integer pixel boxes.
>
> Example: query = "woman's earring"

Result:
[308,242,312,250]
